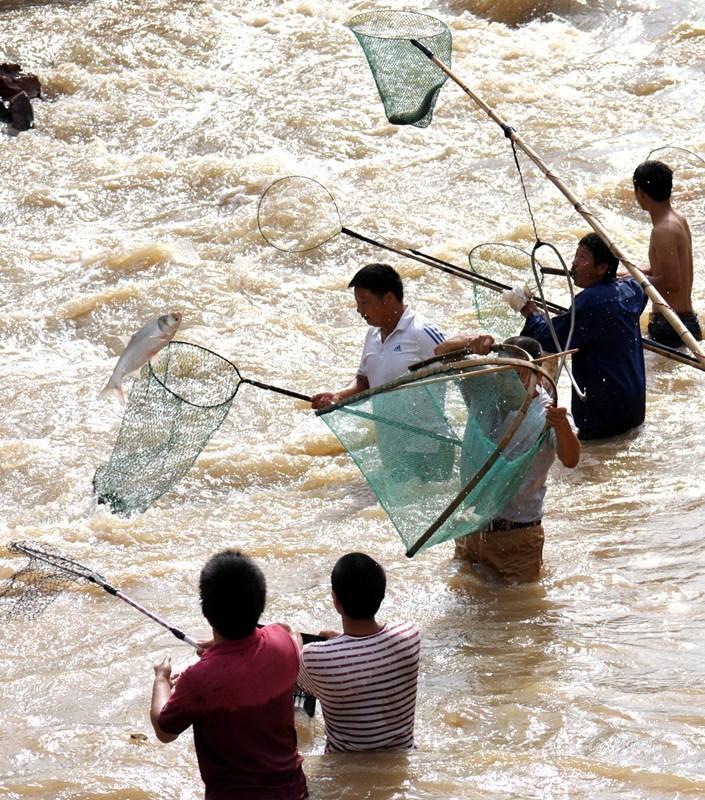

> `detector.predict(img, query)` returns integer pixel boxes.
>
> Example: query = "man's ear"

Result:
[332,590,343,614]
[594,261,610,279]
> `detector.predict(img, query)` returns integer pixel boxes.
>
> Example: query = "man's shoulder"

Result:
[653,210,688,238]
[303,622,420,654]
[403,307,445,343]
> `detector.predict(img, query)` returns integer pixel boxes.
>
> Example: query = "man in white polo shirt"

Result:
[310,263,451,481]
[311,262,446,405]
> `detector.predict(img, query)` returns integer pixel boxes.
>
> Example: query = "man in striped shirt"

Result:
[296,552,421,753]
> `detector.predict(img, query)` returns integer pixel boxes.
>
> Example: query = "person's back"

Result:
[297,553,420,753]
[648,205,694,312]
[299,621,420,752]
[151,551,307,800]
[634,159,701,347]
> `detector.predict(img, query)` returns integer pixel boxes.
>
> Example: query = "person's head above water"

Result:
[348,263,405,332]
[331,552,386,620]
[200,549,266,640]
[633,159,673,203]
[571,233,619,287]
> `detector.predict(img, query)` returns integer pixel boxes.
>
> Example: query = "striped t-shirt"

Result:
[297,621,421,752]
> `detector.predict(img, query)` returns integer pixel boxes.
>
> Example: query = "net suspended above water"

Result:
[316,352,553,557]
[346,10,451,127]
[93,341,310,516]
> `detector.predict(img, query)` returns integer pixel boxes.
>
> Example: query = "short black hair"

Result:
[348,263,403,301]
[199,550,266,640]
[503,336,543,360]
[578,232,619,279]
[331,552,386,620]
[633,160,673,202]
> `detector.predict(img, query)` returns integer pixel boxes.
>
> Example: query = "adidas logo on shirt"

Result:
[393,344,402,351]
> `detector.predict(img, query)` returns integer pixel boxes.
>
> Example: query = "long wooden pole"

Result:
[342,227,704,369]
[410,39,705,369]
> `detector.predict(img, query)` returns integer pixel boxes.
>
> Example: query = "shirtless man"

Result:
[633,160,702,347]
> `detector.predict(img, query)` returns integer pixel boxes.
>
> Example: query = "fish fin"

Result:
[99,384,126,406]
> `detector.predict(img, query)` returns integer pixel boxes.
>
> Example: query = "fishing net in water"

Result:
[93,342,240,515]
[257,176,343,253]
[0,540,321,715]
[0,540,93,621]
[316,353,551,557]
[346,10,451,127]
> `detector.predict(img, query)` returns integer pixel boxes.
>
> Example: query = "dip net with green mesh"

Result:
[316,353,551,557]
[346,10,451,127]
[93,342,239,515]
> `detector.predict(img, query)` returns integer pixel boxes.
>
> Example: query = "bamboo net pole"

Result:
[411,39,705,369]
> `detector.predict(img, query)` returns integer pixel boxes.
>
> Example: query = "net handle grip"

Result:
[241,378,311,402]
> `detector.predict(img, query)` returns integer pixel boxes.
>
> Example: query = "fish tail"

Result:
[99,384,126,406]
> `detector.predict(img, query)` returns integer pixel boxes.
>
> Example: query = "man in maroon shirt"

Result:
[149,550,308,800]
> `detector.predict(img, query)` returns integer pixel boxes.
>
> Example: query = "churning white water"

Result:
[1,0,705,797]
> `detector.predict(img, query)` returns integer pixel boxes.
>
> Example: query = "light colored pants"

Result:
[454,523,545,583]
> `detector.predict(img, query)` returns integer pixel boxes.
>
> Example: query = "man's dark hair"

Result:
[331,552,386,619]
[503,336,543,360]
[633,160,673,202]
[348,263,404,301]
[578,232,619,279]
[200,550,266,640]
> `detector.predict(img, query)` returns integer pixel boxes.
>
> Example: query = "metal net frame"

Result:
[0,540,95,621]
[346,10,451,128]
[93,341,240,515]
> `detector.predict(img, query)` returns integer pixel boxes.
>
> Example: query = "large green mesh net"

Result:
[346,10,451,128]
[317,356,549,556]
[93,342,239,515]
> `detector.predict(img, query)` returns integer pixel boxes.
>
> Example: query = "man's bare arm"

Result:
[150,657,179,743]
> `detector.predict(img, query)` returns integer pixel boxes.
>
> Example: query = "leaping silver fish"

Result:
[100,311,182,405]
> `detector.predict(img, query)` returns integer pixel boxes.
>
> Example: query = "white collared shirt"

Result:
[498,386,578,522]
[357,306,446,388]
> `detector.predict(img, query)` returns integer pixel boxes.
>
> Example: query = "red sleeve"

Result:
[158,666,197,735]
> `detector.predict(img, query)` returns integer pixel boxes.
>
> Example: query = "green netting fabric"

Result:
[346,10,451,128]
[469,243,542,339]
[93,342,239,515]
[317,359,548,556]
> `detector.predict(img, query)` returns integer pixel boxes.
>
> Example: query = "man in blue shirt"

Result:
[515,233,647,440]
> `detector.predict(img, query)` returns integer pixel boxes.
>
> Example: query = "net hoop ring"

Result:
[346,10,448,41]
[146,341,241,410]
[315,354,557,415]
[257,175,343,253]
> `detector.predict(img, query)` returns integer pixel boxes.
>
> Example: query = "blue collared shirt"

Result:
[522,277,647,440]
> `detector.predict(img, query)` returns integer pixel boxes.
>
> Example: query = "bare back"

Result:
[648,207,694,312]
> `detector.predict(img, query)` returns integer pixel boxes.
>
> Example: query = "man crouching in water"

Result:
[434,335,581,583]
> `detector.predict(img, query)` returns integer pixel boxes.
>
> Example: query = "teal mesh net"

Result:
[346,10,451,128]
[468,243,544,340]
[93,342,239,515]
[317,357,549,556]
